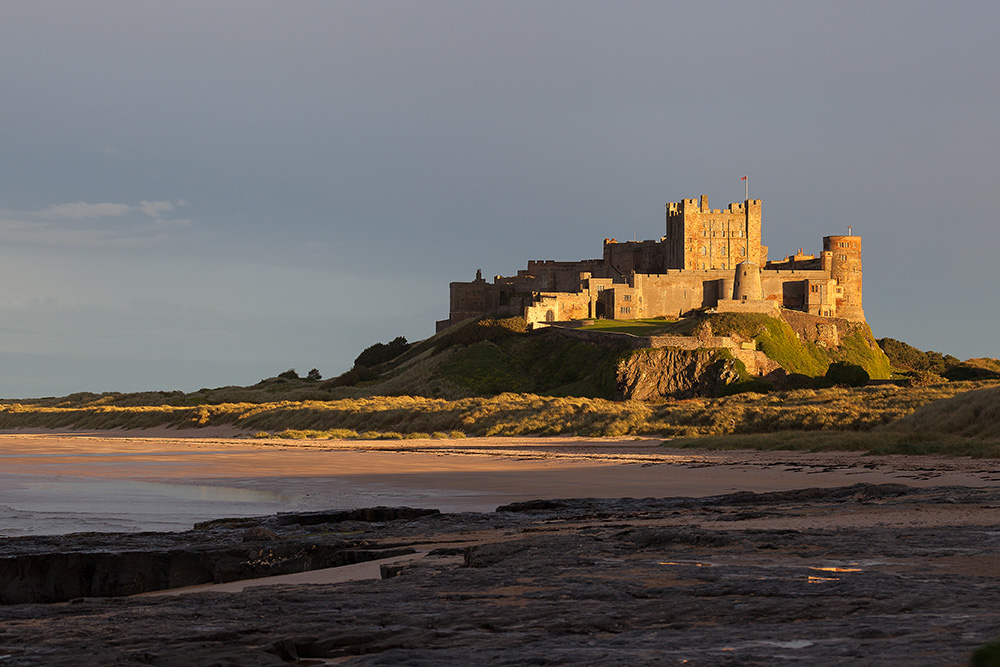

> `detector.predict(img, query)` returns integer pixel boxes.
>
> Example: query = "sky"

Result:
[0,1,998,398]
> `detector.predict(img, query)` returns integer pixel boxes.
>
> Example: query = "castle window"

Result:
[700,262,706,270]
[811,285,819,293]
[740,247,746,256]
[620,306,631,314]
[623,294,632,301]
[700,246,707,256]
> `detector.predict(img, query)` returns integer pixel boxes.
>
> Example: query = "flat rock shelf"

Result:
[2,484,1000,665]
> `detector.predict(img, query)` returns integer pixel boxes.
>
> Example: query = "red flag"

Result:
[741,176,747,181]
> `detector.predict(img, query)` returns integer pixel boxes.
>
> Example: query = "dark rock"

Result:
[275,507,440,526]
[380,564,405,579]
[3,487,1000,665]
[0,507,430,603]
[242,526,279,542]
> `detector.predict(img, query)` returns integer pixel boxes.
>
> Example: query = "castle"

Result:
[439,195,864,331]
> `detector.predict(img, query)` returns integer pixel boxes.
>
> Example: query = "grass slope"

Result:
[705,312,890,379]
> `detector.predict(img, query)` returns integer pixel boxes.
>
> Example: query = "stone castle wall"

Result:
[443,193,866,330]
[667,196,765,270]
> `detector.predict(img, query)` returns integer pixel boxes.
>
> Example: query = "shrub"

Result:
[826,361,870,387]
[355,336,410,368]
[324,365,380,388]
[719,378,774,396]
[969,638,1000,667]
[306,368,322,381]
[783,373,818,389]
[902,370,946,387]
[435,317,528,350]
[877,337,959,374]
[277,369,300,380]
[943,361,1000,382]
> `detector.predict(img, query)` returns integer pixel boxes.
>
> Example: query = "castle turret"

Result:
[732,260,762,301]
[823,234,864,322]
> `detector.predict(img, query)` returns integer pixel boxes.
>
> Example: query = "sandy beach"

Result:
[4,429,1000,534]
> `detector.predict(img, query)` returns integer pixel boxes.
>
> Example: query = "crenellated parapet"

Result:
[441,191,866,330]
[665,195,765,271]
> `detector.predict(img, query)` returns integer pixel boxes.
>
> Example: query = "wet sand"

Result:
[3,429,1000,535]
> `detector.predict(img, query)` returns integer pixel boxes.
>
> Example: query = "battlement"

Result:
[527,259,602,268]
[444,189,865,328]
[667,196,762,214]
[824,235,862,248]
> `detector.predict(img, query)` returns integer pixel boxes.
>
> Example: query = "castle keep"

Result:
[439,195,864,331]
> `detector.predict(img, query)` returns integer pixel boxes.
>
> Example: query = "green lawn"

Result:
[576,318,679,335]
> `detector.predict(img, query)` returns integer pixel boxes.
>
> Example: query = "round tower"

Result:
[823,235,864,321]
[732,260,762,301]
[721,275,735,301]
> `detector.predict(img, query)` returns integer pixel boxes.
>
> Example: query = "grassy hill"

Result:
[0,312,995,456]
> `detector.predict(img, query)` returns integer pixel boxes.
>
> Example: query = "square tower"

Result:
[665,196,765,270]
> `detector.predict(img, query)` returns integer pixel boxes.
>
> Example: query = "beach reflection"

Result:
[0,476,286,536]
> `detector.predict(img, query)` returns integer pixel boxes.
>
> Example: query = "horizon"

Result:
[1,2,998,398]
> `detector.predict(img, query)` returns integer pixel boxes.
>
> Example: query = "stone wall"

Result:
[523,260,603,292]
[443,193,867,327]
[780,309,861,348]
[603,239,668,275]
[716,299,780,316]
[525,292,592,326]
[666,196,764,270]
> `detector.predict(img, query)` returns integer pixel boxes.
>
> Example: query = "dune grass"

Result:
[665,382,1000,456]
[665,430,1000,458]
[1,381,996,450]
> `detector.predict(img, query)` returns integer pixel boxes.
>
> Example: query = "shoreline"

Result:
[5,430,1000,662]
[3,430,1000,535]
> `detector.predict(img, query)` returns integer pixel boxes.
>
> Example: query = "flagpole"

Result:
[742,175,750,263]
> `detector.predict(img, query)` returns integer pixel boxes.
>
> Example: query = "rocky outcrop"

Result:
[0,506,432,604]
[615,347,741,399]
[3,486,1000,665]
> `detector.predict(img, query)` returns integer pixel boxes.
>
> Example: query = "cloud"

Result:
[0,218,161,248]
[38,202,132,219]
[146,217,194,230]
[138,200,176,217]
[0,199,192,248]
